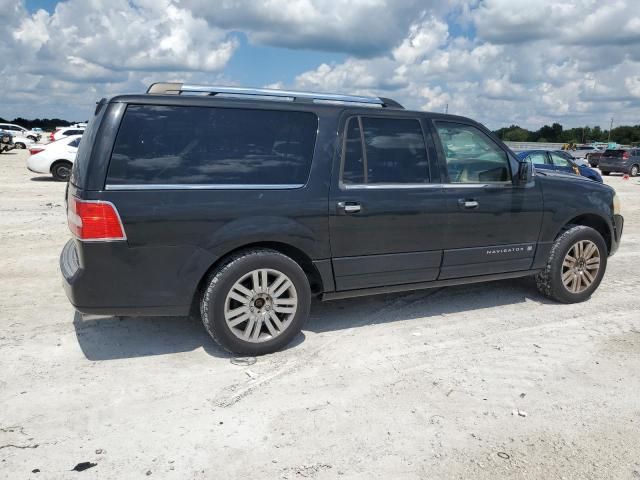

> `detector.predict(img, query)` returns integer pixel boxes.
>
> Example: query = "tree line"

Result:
[493,123,640,145]
[3,115,640,145]
[0,117,78,131]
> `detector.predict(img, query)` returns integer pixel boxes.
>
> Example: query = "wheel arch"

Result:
[50,158,73,173]
[558,214,612,253]
[189,241,326,316]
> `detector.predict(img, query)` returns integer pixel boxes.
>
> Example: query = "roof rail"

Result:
[146,82,404,109]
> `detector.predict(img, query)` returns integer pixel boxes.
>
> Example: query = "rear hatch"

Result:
[599,149,628,166]
[601,149,626,160]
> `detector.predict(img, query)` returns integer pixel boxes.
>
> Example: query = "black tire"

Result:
[15,142,26,149]
[630,164,639,177]
[200,249,311,355]
[601,170,610,175]
[536,225,607,304]
[51,161,72,181]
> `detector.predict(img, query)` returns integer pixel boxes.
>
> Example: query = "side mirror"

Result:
[515,161,534,186]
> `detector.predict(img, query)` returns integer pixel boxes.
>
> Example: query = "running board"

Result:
[320,269,540,301]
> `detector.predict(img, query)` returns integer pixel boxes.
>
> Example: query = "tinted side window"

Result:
[68,138,81,148]
[434,122,511,183]
[341,116,429,184]
[550,152,571,167]
[342,117,365,185]
[524,152,548,166]
[107,105,318,186]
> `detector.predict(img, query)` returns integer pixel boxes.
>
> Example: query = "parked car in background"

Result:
[586,150,605,168]
[517,149,603,182]
[11,135,35,150]
[0,131,13,153]
[569,145,601,163]
[599,149,640,176]
[50,127,85,142]
[60,82,623,355]
[0,123,42,142]
[27,135,81,181]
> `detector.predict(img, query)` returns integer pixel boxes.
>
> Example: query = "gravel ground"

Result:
[1,149,639,479]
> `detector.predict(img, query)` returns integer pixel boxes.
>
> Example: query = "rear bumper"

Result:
[610,214,624,256]
[60,239,198,317]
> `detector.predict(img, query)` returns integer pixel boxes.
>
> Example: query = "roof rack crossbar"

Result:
[146,82,403,108]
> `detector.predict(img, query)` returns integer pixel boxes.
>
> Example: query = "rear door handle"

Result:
[458,199,479,209]
[337,201,362,214]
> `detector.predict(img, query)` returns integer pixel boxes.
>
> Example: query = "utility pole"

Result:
[608,117,613,143]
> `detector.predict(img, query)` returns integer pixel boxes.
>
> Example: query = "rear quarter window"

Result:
[106,105,318,186]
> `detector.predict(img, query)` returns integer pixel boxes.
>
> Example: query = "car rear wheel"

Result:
[536,225,607,304]
[630,164,639,177]
[200,249,311,355]
[14,142,26,149]
[51,161,72,181]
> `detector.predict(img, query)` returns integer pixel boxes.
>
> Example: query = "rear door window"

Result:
[107,105,318,186]
[341,116,430,185]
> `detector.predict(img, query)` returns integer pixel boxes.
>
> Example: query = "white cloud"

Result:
[286,1,640,129]
[3,0,237,119]
[3,0,640,130]
[182,0,459,56]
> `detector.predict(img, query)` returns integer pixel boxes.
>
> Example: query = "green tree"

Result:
[503,127,530,141]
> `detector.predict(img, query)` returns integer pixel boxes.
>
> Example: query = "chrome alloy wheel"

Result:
[561,240,601,294]
[224,268,298,343]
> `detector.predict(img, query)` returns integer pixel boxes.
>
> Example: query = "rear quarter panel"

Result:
[71,100,338,309]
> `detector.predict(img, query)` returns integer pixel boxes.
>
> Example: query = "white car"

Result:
[27,135,81,181]
[11,135,35,150]
[0,123,42,142]
[50,127,85,142]
[569,145,602,161]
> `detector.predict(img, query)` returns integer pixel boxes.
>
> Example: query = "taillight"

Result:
[623,151,630,159]
[29,147,44,155]
[49,132,55,141]
[67,196,126,241]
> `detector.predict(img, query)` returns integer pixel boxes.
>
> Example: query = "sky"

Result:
[2,0,640,129]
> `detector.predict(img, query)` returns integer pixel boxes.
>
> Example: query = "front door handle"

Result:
[337,201,362,214]
[458,199,479,209]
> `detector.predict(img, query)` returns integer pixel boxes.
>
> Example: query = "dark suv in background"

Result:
[599,149,640,176]
[61,83,624,354]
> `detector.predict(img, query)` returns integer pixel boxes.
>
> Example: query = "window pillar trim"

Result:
[357,116,368,183]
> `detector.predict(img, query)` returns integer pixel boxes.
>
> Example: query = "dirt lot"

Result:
[1,148,639,479]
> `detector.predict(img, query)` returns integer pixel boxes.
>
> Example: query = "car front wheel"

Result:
[200,249,311,355]
[536,225,607,303]
[630,164,639,177]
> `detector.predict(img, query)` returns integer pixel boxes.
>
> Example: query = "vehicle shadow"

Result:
[30,176,58,182]
[305,277,549,334]
[73,311,306,361]
[73,277,549,361]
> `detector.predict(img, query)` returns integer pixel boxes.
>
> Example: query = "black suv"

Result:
[61,83,624,355]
